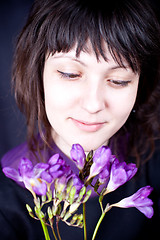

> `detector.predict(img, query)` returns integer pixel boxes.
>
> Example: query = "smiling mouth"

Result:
[71,118,106,132]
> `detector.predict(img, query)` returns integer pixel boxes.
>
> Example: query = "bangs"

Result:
[29,0,159,74]
[37,0,155,73]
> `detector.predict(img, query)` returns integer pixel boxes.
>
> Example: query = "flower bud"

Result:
[70,144,86,170]
[88,146,111,180]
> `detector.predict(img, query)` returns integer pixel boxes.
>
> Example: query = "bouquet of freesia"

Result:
[3,144,153,240]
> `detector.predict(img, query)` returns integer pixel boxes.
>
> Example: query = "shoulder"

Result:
[0,141,43,169]
[1,142,29,169]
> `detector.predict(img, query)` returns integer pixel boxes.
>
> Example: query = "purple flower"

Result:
[112,186,154,218]
[98,167,110,184]
[3,158,49,196]
[70,144,86,170]
[68,173,84,196]
[55,175,68,194]
[104,158,137,194]
[88,146,111,180]
[41,154,71,182]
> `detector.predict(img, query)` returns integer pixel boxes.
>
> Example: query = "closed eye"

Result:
[57,70,81,79]
[108,79,131,87]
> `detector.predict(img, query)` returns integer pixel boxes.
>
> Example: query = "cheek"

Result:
[108,88,138,121]
[43,81,79,118]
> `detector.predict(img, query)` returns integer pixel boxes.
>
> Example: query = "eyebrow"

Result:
[52,55,129,70]
[52,56,87,67]
[110,65,129,70]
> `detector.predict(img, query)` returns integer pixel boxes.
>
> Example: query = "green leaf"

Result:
[83,189,92,203]
[86,150,93,162]
[76,214,83,226]
[26,204,35,219]
[77,186,86,202]
[70,214,78,225]
[26,204,33,213]
[56,203,62,216]
[34,197,41,208]
[69,202,80,214]
[41,194,46,203]
[52,205,57,216]
[69,186,76,204]
[56,192,63,202]
[66,179,73,194]
[34,206,39,216]
[39,210,45,219]
[63,211,72,221]
[47,190,53,201]
[47,207,53,219]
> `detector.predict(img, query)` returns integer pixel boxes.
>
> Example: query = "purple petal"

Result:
[32,181,47,196]
[93,146,111,164]
[111,168,127,185]
[24,177,47,196]
[126,163,137,180]
[132,186,153,201]
[3,167,22,182]
[106,159,137,193]
[99,167,110,184]
[134,196,153,207]
[113,186,154,218]
[89,146,111,178]
[55,176,67,193]
[51,170,65,179]
[18,158,33,176]
[49,164,61,174]
[70,144,86,170]
[41,171,53,183]
[68,173,84,197]
[136,206,154,218]
[33,163,49,177]
[48,154,61,165]
[89,163,105,178]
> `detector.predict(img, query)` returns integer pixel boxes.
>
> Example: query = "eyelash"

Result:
[108,79,131,87]
[57,70,81,79]
[57,70,131,87]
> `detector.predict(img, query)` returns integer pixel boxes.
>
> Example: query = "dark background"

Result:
[0,0,33,159]
[0,0,160,159]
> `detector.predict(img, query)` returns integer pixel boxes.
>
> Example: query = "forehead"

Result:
[48,41,131,70]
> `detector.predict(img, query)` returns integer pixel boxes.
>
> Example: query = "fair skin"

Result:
[43,43,139,157]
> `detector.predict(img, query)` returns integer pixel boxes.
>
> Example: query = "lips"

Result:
[71,118,106,132]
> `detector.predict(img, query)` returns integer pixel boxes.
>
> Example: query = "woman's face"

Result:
[43,44,139,156]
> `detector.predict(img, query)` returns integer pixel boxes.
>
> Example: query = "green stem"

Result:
[49,219,58,240]
[40,219,51,240]
[99,201,104,212]
[91,211,106,240]
[92,204,112,240]
[83,203,87,240]
[56,218,62,240]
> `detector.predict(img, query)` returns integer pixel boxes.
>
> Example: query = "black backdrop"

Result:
[0,0,33,159]
[0,0,160,159]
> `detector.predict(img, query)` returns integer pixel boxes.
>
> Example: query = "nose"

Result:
[81,79,106,114]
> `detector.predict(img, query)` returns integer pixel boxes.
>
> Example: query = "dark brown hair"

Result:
[12,0,160,165]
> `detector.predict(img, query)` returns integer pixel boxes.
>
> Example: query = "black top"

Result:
[0,142,160,240]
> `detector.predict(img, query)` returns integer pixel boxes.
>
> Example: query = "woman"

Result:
[0,0,160,239]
